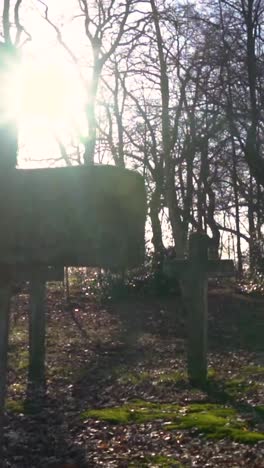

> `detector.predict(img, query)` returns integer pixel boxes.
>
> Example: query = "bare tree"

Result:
[39,0,134,164]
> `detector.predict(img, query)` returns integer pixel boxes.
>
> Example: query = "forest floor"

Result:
[3,284,264,467]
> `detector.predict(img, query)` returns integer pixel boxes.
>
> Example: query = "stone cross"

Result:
[164,232,235,386]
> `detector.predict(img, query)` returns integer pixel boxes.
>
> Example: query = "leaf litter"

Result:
[3,288,264,467]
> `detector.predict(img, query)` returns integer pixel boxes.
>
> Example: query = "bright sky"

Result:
[3,0,149,168]
[2,1,89,167]
[14,53,87,166]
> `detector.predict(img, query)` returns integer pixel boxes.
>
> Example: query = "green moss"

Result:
[83,407,132,424]
[207,368,217,379]
[6,398,44,415]
[131,400,181,413]
[81,400,180,424]
[9,349,29,372]
[6,399,25,414]
[225,378,245,386]
[187,403,236,418]
[168,405,264,444]
[81,400,264,444]
[47,364,72,380]
[167,420,264,444]
[242,365,264,376]
[154,371,186,383]
[230,429,264,444]
[255,405,264,417]
[9,327,28,345]
[224,377,258,396]
[176,412,228,430]
[17,350,29,370]
[118,369,186,385]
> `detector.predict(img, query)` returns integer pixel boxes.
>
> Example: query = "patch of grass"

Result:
[81,400,264,444]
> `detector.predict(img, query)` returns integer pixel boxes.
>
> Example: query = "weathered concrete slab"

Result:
[0,165,146,268]
[15,266,64,282]
[164,259,235,279]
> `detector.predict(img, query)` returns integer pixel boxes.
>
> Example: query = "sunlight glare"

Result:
[7,55,86,136]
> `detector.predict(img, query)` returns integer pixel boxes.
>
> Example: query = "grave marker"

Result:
[164,233,235,386]
[0,165,146,268]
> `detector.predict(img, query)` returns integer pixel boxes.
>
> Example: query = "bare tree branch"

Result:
[3,0,11,44]
[37,0,87,91]
[14,0,32,46]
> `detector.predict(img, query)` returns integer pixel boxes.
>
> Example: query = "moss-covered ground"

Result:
[80,400,264,444]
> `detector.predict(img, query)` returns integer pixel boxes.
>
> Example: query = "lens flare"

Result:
[1,52,86,134]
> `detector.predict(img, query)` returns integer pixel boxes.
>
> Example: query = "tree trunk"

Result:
[182,134,195,246]
[243,0,264,186]
[230,135,243,276]
[200,136,220,256]
[149,187,164,269]
[248,175,257,272]
[167,172,185,256]
[83,62,102,165]
[150,0,184,256]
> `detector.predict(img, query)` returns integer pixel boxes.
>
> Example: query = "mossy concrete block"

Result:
[0,165,146,268]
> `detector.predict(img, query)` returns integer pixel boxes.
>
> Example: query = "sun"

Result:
[1,50,87,146]
[0,51,88,166]
[13,59,79,124]
[18,63,69,120]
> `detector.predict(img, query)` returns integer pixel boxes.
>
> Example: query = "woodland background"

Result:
[2,0,264,275]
